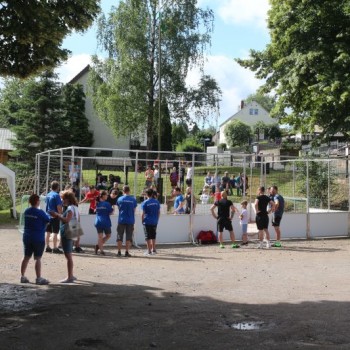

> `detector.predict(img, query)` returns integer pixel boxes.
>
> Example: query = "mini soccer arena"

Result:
[22,146,350,245]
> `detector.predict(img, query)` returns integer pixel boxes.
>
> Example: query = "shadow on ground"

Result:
[0,282,349,350]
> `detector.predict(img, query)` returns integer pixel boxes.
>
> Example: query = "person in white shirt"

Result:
[240,200,249,246]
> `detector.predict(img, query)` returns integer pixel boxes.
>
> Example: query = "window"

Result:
[254,109,259,115]
[249,108,254,115]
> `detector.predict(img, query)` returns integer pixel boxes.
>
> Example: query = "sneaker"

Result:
[144,251,152,256]
[117,251,122,257]
[94,245,99,255]
[36,277,49,285]
[74,246,84,253]
[152,250,157,255]
[241,242,248,246]
[220,244,225,249]
[231,244,241,249]
[272,242,282,248]
[60,277,76,283]
[45,246,53,253]
[125,251,132,257]
[100,250,106,256]
[53,248,63,254]
[20,276,30,283]
[257,242,264,249]
[265,241,271,249]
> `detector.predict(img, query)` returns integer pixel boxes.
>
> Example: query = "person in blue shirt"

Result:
[21,194,50,285]
[94,190,113,255]
[141,188,160,256]
[173,186,185,214]
[45,181,63,254]
[270,185,285,248]
[116,185,137,257]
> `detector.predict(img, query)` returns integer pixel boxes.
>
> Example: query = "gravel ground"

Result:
[1,226,350,349]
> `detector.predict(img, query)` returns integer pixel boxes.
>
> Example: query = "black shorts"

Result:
[143,225,157,240]
[256,214,269,230]
[272,215,282,227]
[89,208,96,215]
[47,218,60,234]
[217,218,233,232]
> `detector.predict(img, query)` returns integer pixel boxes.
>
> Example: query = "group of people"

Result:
[210,185,284,249]
[20,181,161,285]
[20,175,284,285]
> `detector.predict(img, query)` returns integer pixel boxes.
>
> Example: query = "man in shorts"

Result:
[45,181,63,254]
[116,185,137,257]
[210,190,240,249]
[270,185,284,247]
[255,186,275,249]
[141,188,160,256]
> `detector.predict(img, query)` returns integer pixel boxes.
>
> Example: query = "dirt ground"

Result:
[1,226,350,350]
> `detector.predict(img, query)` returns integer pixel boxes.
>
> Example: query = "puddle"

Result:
[231,321,274,331]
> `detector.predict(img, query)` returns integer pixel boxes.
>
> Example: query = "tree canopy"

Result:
[0,72,93,172]
[236,0,350,141]
[224,120,252,148]
[0,0,100,78]
[89,0,221,151]
[245,92,275,112]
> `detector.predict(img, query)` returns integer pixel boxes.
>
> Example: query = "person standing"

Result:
[210,190,240,249]
[45,181,63,254]
[173,187,185,214]
[116,185,137,257]
[141,188,161,256]
[255,186,275,249]
[79,185,100,214]
[20,194,50,285]
[169,167,179,189]
[51,191,79,283]
[94,190,113,255]
[270,185,284,247]
[240,200,249,246]
[185,163,193,186]
[145,165,154,188]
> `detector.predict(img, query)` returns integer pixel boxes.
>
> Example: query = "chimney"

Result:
[240,100,244,110]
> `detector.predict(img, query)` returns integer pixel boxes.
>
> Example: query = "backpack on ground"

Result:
[196,230,217,244]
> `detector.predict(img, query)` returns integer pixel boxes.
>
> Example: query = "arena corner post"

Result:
[306,158,311,239]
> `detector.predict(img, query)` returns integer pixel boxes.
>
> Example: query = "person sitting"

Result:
[200,185,210,204]
[221,171,231,192]
[204,171,213,187]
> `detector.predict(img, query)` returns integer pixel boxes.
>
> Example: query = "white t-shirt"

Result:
[200,193,209,204]
[240,208,248,225]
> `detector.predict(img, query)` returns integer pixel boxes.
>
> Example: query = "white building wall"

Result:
[219,101,276,145]
[72,71,130,153]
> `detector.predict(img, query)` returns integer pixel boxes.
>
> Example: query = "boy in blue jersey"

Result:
[270,185,285,247]
[95,190,113,255]
[173,187,185,214]
[21,194,50,285]
[45,181,63,254]
[116,185,137,257]
[142,188,161,255]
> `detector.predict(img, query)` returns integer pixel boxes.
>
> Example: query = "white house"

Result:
[218,100,276,145]
[69,65,146,154]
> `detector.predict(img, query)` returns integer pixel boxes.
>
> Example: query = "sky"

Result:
[57,0,271,127]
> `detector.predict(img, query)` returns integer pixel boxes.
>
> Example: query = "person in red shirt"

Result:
[79,185,100,214]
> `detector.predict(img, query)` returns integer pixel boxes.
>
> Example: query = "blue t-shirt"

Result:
[23,207,50,243]
[142,198,160,225]
[274,194,285,216]
[46,190,62,214]
[174,194,185,214]
[117,195,137,224]
[95,200,113,229]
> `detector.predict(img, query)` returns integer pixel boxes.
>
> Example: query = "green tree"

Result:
[0,0,100,78]
[89,0,221,151]
[152,98,172,152]
[1,73,93,172]
[252,121,267,141]
[172,122,188,150]
[267,124,282,141]
[176,138,203,153]
[224,120,252,148]
[236,0,350,141]
[245,93,275,112]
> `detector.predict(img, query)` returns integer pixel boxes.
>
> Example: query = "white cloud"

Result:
[55,54,92,83]
[187,55,263,126]
[217,0,270,29]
